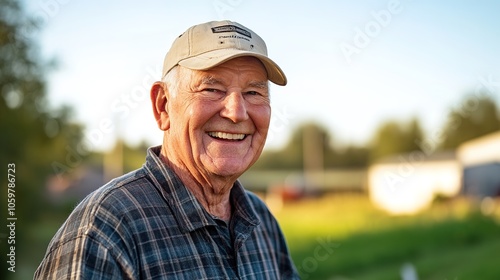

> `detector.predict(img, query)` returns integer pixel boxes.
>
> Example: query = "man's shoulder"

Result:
[50,167,165,244]
[61,168,154,231]
[241,189,277,222]
[243,190,267,209]
[84,168,150,209]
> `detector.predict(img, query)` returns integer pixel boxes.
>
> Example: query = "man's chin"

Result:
[206,159,251,178]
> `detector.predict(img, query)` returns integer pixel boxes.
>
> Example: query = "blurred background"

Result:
[1,0,500,279]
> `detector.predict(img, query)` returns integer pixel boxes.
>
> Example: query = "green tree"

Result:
[332,145,369,168]
[439,94,500,150]
[253,122,334,170]
[1,0,84,277]
[253,122,370,170]
[369,117,425,161]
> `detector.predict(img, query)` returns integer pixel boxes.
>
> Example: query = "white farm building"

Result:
[458,131,500,198]
[368,131,500,215]
[368,151,461,215]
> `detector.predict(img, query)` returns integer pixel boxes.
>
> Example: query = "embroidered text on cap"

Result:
[211,25,252,38]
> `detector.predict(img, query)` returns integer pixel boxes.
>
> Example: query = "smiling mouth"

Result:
[208,132,247,141]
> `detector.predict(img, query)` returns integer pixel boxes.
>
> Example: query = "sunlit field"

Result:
[13,193,500,280]
[273,193,500,280]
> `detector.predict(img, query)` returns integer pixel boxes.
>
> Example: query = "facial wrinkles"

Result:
[169,71,218,187]
[163,71,196,174]
[248,80,269,91]
[198,75,221,89]
[170,60,269,179]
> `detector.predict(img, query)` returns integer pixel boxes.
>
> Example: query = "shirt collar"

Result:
[143,146,260,233]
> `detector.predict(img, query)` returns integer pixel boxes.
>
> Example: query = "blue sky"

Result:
[22,0,500,151]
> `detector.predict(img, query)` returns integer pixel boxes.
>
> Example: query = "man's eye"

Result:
[204,88,223,94]
[246,91,259,96]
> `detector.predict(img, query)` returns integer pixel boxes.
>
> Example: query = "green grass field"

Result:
[275,194,500,280]
[11,194,500,280]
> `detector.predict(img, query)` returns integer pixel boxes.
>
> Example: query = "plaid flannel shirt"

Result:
[34,146,299,279]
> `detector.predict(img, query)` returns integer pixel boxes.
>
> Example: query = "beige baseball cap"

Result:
[162,20,287,86]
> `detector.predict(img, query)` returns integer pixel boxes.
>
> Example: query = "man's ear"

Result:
[150,81,170,131]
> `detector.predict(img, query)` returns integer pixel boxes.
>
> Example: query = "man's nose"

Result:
[220,91,249,123]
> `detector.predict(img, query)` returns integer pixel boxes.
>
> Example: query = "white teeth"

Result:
[208,132,246,140]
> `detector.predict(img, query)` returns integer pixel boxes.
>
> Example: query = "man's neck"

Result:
[160,151,234,222]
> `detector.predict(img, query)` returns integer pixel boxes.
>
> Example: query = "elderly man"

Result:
[35,20,299,279]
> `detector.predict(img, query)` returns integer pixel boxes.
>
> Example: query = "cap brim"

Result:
[178,49,287,86]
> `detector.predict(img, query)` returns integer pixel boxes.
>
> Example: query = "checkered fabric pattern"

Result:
[34,146,299,279]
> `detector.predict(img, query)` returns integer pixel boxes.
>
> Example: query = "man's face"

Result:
[166,56,270,178]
